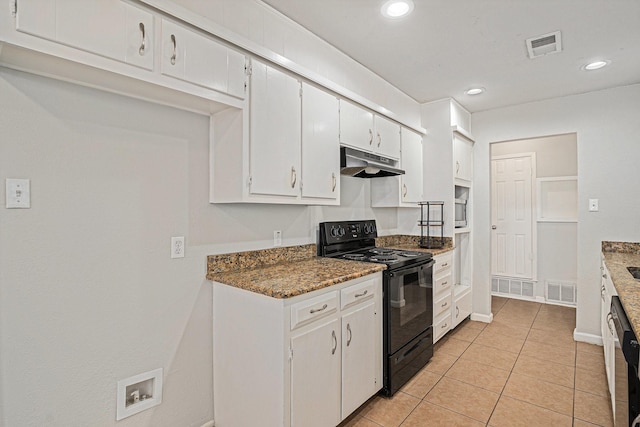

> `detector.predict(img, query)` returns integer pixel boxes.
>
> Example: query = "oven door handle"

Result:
[394,336,429,365]
[388,259,435,277]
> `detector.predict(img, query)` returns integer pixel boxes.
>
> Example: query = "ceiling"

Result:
[261,0,640,112]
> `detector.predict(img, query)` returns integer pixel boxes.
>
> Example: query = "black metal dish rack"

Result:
[418,201,444,249]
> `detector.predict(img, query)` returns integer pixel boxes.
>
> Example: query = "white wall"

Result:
[472,83,640,338]
[491,134,578,299]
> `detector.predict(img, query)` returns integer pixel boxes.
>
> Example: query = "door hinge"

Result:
[288,347,293,360]
[247,176,252,188]
[299,86,302,97]
[11,0,17,16]
[244,60,252,76]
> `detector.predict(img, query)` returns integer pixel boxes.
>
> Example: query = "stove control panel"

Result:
[319,220,377,245]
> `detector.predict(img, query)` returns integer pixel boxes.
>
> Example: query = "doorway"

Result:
[490,134,578,304]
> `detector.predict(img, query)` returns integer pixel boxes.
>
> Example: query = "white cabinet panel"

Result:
[161,18,245,97]
[339,100,374,152]
[342,301,377,418]
[452,288,472,328]
[374,115,401,159]
[249,60,301,197]
[301,83,340,202]
[291,317,341,427]
[17,0,154,70]
[400,128,423,203]
[454,133,473,183]
[432,251,454,343]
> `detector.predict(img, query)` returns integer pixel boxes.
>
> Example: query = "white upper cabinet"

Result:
[16,0,154,70]
[339,99,375,152]
[339,100,400,159]
[373,115,401,159]
[160,18,245,98]
[453,133,473,183]
[249,60,301,198]
[370,127,423,207]
[400,128,424,203]
[301,83,340,203]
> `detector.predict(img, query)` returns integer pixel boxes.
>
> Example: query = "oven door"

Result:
[386,259,434,355]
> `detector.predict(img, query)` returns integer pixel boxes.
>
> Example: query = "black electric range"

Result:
[318,220,435,396]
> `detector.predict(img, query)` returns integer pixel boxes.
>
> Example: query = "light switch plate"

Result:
[6,178,30,208]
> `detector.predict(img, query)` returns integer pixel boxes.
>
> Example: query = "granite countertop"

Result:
[602,241,640,337]
[207,245,385,299]
[376,235,454,256]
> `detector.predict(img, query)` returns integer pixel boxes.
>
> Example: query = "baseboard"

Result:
[470,312,493,324]
[201,421,215,427]
[573,329,603,346]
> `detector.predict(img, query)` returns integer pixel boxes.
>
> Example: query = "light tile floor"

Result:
[340,296,614,427]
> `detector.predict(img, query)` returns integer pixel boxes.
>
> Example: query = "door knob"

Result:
[492,225,497,230]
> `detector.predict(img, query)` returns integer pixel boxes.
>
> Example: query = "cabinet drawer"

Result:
[291,291,338,330]
[433,292,452,319]
[434,273,452,296]
[433,312,451,342]
[341,279,377,309]
[434,252,453,275]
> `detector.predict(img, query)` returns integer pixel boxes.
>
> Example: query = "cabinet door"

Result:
[339,100,374,152]
[342,301,378,418]
[452,289,472,328]
[453,134,473,182]
[249,60,301,197]
[291,318,341,427]
[374,115,401,159]
[301,83,340,202]
[17,0,154,70]
[161,18,244,96]
[400,128,423,203]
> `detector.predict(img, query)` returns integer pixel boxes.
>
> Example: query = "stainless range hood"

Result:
[340,147,405,178]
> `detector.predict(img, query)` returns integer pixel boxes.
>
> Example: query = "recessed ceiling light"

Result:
[381,0,414,19]
[584,60,609,71]
[465,87,485,96]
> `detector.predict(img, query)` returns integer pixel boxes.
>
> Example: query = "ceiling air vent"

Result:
[526,31,562,59]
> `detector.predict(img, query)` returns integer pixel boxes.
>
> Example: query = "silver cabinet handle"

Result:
[456,161,460,174]
[138,22,146,55]
[403,184,407,198]
[170,34,177,65]
[456,306,460,318]
[369,129,373,145]
[309,303,328,314]
[331,330,337,354]
[291,166,297,188]
[377,132,381,147]
[441,323,448,329]
[331,173,336,192]
[346,324,352,347]
[441,301,448,308]
[442,262,448,267]
[492,225,497,230]
[355,290,368,298]
[441,281,448,286]
[603,273,608,279]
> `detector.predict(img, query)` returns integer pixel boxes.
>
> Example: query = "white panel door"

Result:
[374,115,401,159]
[341,301,377,419]
[339,100,374,152]
[400,128,423,203]
[491,156,534,279]
[301,83,339,201]
[249,60,301,197]
[291,318,341,427]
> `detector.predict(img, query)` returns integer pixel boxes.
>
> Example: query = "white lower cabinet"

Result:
[601,256,616,410]
[432,252,453,343]
[213,273,382,427]
[452,286,472,328]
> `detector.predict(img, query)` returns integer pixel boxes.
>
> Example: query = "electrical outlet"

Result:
[589,199,599,212]
[171,236,185,258]
[274,230,282,247]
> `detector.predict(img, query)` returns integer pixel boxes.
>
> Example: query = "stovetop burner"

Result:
[369,254,398,262]
[370,248,395,255]
[343,253,366,261]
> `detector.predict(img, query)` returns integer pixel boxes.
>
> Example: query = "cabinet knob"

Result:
[492,225,497,230]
